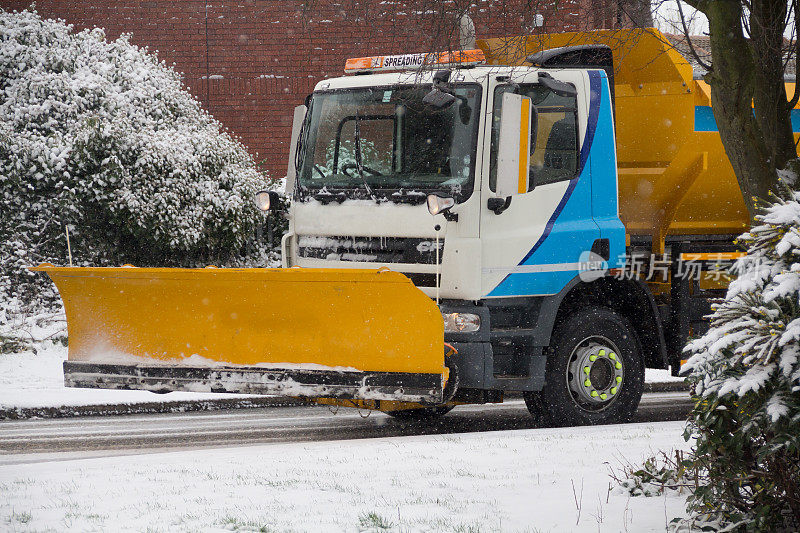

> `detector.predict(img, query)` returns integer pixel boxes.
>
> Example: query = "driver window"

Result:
[489,82,578,191]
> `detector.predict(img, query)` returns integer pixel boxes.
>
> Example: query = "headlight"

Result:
[427,194,455,216]
[442,312,481,333]
[254,190,280,212]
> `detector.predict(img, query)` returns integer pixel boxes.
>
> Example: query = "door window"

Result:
[489,83,579,191]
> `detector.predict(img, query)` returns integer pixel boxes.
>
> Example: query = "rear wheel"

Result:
[524,306,644,427]
[384,405,454,421]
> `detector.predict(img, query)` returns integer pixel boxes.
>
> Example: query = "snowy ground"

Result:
[0,421,690,532]
[0,343,684,411]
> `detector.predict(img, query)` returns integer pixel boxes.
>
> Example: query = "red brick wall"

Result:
[3,0,617,180]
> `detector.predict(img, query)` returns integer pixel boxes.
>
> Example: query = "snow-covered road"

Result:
[0,392,691,463]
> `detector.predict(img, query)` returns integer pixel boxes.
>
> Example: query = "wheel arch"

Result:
[538,276,668,369]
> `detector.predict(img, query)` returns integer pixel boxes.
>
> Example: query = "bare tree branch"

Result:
[677,0,713,71]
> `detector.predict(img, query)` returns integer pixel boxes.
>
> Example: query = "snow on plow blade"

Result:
[31,266,446,403]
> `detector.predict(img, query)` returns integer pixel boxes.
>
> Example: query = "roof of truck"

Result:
[314,65,571,92]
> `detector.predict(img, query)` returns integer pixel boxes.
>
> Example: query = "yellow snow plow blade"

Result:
[31,265,447,403]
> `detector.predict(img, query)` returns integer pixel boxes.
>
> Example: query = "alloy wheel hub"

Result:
[568,341,624,408]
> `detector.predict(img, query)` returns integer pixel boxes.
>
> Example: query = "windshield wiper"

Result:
[313,189,347,204]
[353,116,378,201]
[390,189,428,205]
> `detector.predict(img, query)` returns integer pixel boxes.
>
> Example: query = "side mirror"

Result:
[423,88,456,109]
[255,190,281,212]
[458,99,472,125]
[285,104,307,194]
[423,69,457,109]
[537,72,577,97]
[427,194,457,221]
[495,93,535,201]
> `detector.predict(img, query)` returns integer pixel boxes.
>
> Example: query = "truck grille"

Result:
[297,235,443,265]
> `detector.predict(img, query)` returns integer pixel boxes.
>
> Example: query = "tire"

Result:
[524,306,644,427]
[384,405,454,421]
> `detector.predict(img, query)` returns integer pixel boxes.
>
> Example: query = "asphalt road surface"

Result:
[0,392,691,465]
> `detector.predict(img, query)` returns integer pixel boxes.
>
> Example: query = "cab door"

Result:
[479,70,599,297]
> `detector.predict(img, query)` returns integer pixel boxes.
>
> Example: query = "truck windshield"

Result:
[297,84,481,201]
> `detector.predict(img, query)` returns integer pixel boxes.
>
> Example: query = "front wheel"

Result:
[524,306,644,427]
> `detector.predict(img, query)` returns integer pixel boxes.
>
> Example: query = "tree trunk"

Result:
[697,1,781,219]
[750,0,796,170]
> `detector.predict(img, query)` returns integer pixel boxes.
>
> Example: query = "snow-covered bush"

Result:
[681,186,800,531]
[0,8,283,344]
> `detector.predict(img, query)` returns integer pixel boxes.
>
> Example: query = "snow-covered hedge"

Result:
[0,8,282,335]
[682,186,800,530]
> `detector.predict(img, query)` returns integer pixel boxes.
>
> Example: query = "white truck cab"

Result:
[284,55,623,305]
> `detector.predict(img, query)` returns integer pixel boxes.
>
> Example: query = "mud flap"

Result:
[33,266,446,403]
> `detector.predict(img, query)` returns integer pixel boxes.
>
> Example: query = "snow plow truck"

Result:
[33,28,800,426]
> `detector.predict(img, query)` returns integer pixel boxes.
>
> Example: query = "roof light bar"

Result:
[344,49,485,74]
